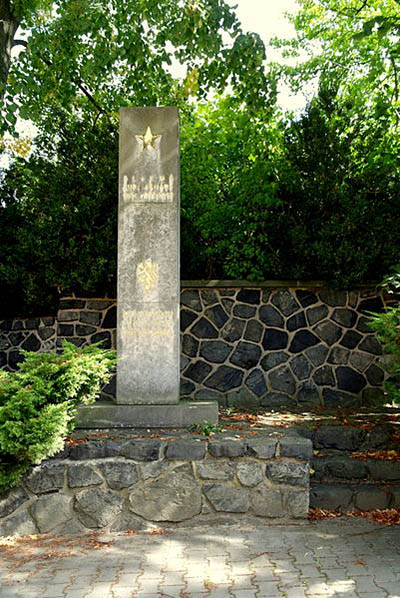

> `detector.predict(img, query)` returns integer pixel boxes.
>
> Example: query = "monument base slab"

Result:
[76,401,218,429]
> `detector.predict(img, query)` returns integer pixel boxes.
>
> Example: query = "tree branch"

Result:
[12,39,28,48]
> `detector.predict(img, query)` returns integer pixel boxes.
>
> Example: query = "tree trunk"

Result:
[0,1,20,106]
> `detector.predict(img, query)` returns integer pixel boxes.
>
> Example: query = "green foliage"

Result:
[368,267,400,405]
[188,421,224,436]
[0,340,116,493]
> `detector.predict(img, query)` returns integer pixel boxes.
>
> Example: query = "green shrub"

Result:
[0,341,116,494]
[368,266,400,405]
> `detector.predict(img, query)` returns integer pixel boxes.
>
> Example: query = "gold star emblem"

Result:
[136,126,161,150]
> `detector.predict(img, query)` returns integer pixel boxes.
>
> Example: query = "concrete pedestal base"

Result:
[76,401,218,429]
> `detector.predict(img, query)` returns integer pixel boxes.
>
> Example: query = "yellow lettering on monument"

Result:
[122,310,173,336]
[136,259,159,291]
[122,174,174,203]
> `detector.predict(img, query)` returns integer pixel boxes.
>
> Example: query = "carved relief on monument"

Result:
[136,259,159,292]
[121,174,174,203]
[122,309,173,337]
[135,126,161,150]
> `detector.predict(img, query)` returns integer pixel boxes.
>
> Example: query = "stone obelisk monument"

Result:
[77,107,217,427]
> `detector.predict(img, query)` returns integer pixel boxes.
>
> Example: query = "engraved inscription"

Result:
[122,310,173,336]
[136,259,159,291]
[122,174,174,203]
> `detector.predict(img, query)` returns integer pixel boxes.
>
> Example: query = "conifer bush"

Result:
[0,341,116,493]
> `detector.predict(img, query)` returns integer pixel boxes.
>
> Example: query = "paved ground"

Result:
[1,517,399,598]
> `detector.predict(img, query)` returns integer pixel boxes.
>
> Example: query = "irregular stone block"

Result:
[331,309,357,328]
[279,437,313,460]
[290,355,312,381]
[357,316,373,333]
[120,439,162,461]
[197,461,235,481]
[367,460,400,481]
[328,346,350,365]
[0,487,29,518]
[310,484,352,510]
[322,456,367,480]
[289,330,319,353]
[221,318,245,342]
[365,364,384,386]
[110,512,149,533]
[305,344,329,367]
[181,290,202,311]
[180,379,195,395]
[244,320,263,343]
[58,310,79,322]
[21,333,41,352]
[180,355,189,371]
[287,312,307,332]
[314,425,365,450]
[227,388,260,408]
[140,460,172,480]
[236,463,264,487]
[261,391,296,409]
[259,305,284,328]
[74,488,124,528]
[285,489,309,518]
[101,306,116,329]
[266,461,309,487]
[313,321,342,346]
[245,369,267,397]
[307,305,328,326]
[349,351,374,372]
[271,291,300,316]
[68,464,103,488]
[25,463,66,494]
[233,304,257,319]
[180,309,197,332]
[204,365,243,392]
[9,332,24,346]
[262,329,288,350]
[0,510,37,537]
[319,290,346,307]
[354,486,389,510]
[237,289,261,305]
[358,336,383,355]
[191,317,218,339]
[208,438,246,457]
[251,486,284,517]
[80,311,102,326]
[260,351,289,371]
[165,439,206,460]
[336,366,367,393]
[296,290,318,308]
[205,305,229,329]
[269,365,296,395]
[201,289,218,306]
[203,484,249,513]
[230,341,261,369]
[200,340,232,363]
[59,299,86,309]
[340,329,362,350]
[129,467,201,521]
[313,365,335,387]
[76,324,97,336]
[323,388,359,408]
[221,298,234,314]
[30,494,72,533]
[69,440,121,460]
[182,334,199,357]
[97,461,139,489]
[184,360,212,383]
[91,331,111,348]
[247,437,277,459]
[38,327,55,341]
[359,297,384,314]
[297,380,321,406]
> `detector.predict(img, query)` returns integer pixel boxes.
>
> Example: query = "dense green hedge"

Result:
[1,94,399,317]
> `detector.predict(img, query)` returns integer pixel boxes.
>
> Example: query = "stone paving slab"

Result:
[0,517,399,597]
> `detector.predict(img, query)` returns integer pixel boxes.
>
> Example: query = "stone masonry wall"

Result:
[0,433,312,536]
[0,285,390,409]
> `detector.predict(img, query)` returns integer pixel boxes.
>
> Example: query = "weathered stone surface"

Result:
[230,342,261,369]
[266,462,309,487]
[354,486,389,511]
[30,494,72,533]
[76,324,97,336]
[279,437,313,460]
[289,330,319,353]
[191,317,220,340]
[209,438,246,457]
[221,318,245,343]
[69,440,121,460]
[314,425,365,450]
[262,329,288,351]
[184,360,212,383]
[182,334,199,357]
[165,439,206,460]
[305,344,329,367]
[201,289,218,306]
[367,460,400,481]
[181,290,202,311]
[313,321,342,346]
[318,456,367,480]
[221,298,234,314]
[236,463,264,487]
[245,369,267,397]
[120,439,162,461]
[237,289,261,304]
[336,366,366,393]
[365,364,385,386]
[262,392,296,408]
[203,484,249,513]
[271,291,300,317]
[197,461,235,481]
[200,340,232,363]
[269,365,296,395]
[129,467,201,521]
[205,305,229,329]
[227,388,260,408]
[290,355,312,381]
[328,347,350,365]
[340,329,362,349]
[80,311,101,326]
[313,365,335,387]
[204,365,243,392]
[233,304,257,319]
[244,320,263,343]
[310,484,352,510]
[251,487,284,517]
[307,305,329,326]
[286,489,309,518]
[349,351,374,372]
[58,310,79,322]
[297,381,320,406]
[359,336,383,355]
[287,312,307,332]
[0,510,37,537]
[67,464,103,488]
[247,437,277,459]
[74,488,124,528]
[319,290,346,307]
[110,512,149,532]
[323,388,359,408]
[97,461,139,489]
[331,308,357,328]
[296,290,318,308]
[259,305,284,328]
[260,351,289,371]
[25,463,65,494]
[140,461,171,480]
[0,487,29,518]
